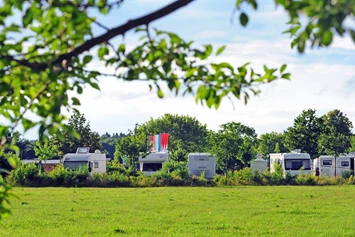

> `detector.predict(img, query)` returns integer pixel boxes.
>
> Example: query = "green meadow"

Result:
[1,186,355,236]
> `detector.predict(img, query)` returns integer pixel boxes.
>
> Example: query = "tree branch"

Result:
[91,19,110,31]
[52,0,194,66]
[13,0,195,71]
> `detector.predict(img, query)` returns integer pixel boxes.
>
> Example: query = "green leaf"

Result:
[72,97,81,106]
[204,44,213,58]
[98,47,109,60]
[159,39,167,49]
[321,30,333,46]
[206,93,214,108]
[202,87,211,99]
[90,82,100,90]
[22,118,37,131]
[218,62,234,71]
[281,73,291,80]
[23,8,33,27]
[186,68,197,78]
[99,7,108,14]
[251,0,258,10]
[240,12,249,27]
[283,26,301,36]
[83,55,93,64]
[214,96,221,109]
[7,156,18,168]
[297,39,306,53]
[174,80,181,95]
[157,88,164,98]
[154,51,163,58]
[98,0,107,8]
[280,64,287,73]
[77,86,83,94]
[118,44,125,54]
[6,24,20,32]
[235,0,243,9]
[216,45,226,56]
[291,39,299,49]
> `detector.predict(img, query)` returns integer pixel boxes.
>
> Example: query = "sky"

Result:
[23,0,355,138]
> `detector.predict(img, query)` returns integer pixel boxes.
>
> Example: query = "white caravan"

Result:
[269,150,312,176]
[138,151,168,176]
[63,147,106,175]
[313,153,355,177]
[187,153,216,179]
[251,154,267,173]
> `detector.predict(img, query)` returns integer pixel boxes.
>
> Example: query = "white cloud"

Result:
[331,36,355,50]
[195,30,229,39]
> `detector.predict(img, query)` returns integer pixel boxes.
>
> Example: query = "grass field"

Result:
[1,186,355,236]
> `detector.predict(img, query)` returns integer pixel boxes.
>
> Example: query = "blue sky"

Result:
[23,0,355,138]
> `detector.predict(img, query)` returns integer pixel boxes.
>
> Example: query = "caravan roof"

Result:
[43,160,61,164]
[270,153,310,159]
[64,154,90,162]
[139,151,168,163]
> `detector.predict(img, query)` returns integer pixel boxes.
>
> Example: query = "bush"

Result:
[234,168,254,185]
[6,163,45,186]
[49,165,75,186]
[7,162,355,187]
[284,172,296,185]
[296,173,317,185]
[213,174,231,186]
[104,172,131,187]
[342,170,353,179]
[107,161,129,175]
[270,163,285,185]
[252,170,263,185]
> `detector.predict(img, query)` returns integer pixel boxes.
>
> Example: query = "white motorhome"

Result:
[313,153,355,177]
[138,151,168,176]
[269,150,312,176]
[63,147,106,175]
[251,154,267,173]
[187,153,216,179]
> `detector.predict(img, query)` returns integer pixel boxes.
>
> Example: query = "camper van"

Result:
[187,153,216,179]
[269,150,312,176]
[138,151,168,176]
[313,153,355,177]
[63,147,106,175]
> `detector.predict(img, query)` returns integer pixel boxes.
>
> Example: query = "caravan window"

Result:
[341,161,349,167]
[284,159,311,170]
[142,163,162,171]
[322,160,332,166]
[94,161,99,168]
[64,161,87,170]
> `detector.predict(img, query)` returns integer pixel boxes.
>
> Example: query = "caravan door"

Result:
[336,157,350,176]
[320,158,334,176]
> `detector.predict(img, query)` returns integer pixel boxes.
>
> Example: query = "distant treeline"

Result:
[1,109,354,175]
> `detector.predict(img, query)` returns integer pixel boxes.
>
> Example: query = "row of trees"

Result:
[2,109,354,174]
[267,109,354,159]
[114,109,355,173]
